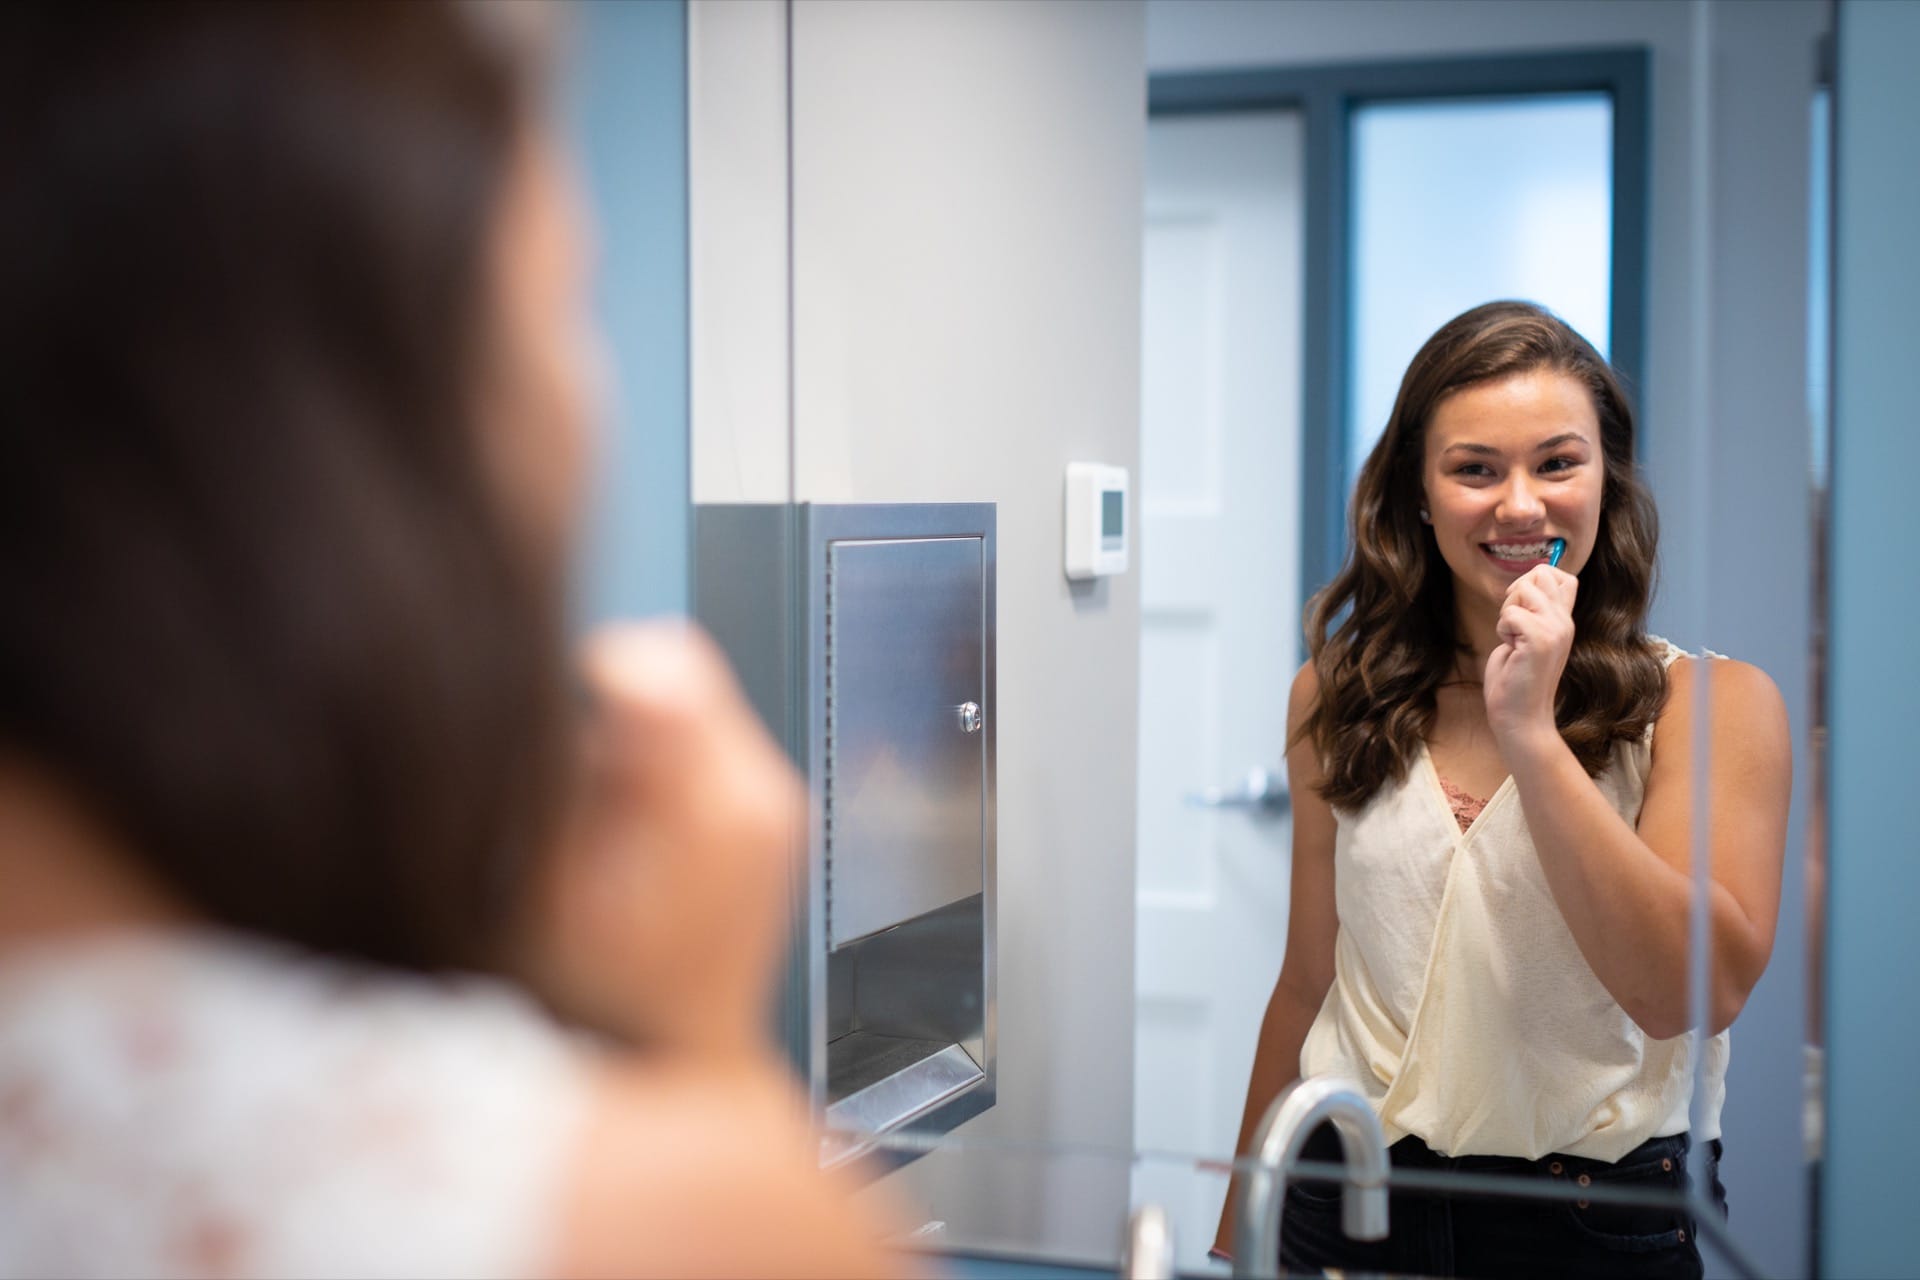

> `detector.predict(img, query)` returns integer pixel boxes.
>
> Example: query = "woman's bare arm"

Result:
[1487,568,1790,1039]
[549,1058,918,1280]
[1510,654,1790,1038]
[1212,661,1341,1257]
[519,627,919,1277]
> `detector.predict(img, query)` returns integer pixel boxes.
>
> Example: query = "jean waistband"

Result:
[1299,1125,1692,1178]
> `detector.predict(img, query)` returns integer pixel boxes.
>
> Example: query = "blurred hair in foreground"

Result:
[0,1,572,972]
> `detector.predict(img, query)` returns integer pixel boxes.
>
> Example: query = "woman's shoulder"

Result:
[0,928,591,1277]
[553,1057,912,1279]
[1292,657,1321,695]
[1289,658,1326,724]
[0,926,584,1068]
[1647,641,1788,759]
[1287,660,1323,746]
[1646,637,1779,699]
[0,929,910,1278]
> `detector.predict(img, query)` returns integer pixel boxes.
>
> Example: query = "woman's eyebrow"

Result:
[1440,432,1591,457]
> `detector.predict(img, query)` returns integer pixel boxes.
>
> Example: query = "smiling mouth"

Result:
[1481,540,1555,564]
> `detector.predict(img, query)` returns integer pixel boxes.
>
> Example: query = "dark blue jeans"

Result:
[1279,1126,1728,1279]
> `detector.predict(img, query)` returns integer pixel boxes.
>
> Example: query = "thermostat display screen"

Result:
[1102,490,1123,539]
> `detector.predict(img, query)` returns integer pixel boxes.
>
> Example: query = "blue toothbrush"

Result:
[1548,538,1566,568]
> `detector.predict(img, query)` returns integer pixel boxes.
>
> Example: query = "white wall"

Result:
[689,0,790,504]
[793,1,1146,1255]
[691,0,1149,1259]
[1148,2,1823,1273]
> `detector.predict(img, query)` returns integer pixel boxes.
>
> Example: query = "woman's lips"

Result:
[1481,540,1554,572]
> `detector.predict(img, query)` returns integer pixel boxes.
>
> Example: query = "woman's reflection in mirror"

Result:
[1215,301,1790,1279]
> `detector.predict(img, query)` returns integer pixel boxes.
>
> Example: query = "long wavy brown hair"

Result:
[0,3,573,972]
[1303,301,1666,811]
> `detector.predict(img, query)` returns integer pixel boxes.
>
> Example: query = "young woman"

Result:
[1214,302,1790,1279]
[0,5,906,1276]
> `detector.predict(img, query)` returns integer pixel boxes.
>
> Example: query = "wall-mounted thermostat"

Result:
[1064,463,1129,580]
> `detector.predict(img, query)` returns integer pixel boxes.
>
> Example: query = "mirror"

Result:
[681,1,1831,1275]
[1131,3,1825,1275]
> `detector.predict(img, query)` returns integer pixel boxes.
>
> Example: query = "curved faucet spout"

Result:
[1231,1076,1389,1279]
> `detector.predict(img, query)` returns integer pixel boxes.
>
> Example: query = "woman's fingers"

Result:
[1499,567,1578,655]
[580,623,799,834]
[1550,565,1579,609]
[582,626,749,771]
[1504,564,1578,612]
[1496,607,1529,646]
[526,622,802,1055]
[1485,569,1578,749]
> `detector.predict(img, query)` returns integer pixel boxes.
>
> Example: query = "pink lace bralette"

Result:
[1437,776,1490,833]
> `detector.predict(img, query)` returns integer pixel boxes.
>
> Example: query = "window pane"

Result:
[1348,93,1613,483]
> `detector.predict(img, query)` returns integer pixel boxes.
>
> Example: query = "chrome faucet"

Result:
[1231,1076,1390,1279]
[1122,1203,1173,1280]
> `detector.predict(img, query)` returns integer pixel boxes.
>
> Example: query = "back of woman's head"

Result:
[1305,301,1665,809]
[0,2,573,971]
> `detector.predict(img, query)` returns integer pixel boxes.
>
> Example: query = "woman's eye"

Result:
[1540,456,1579,474]
[1455,463,1493,478]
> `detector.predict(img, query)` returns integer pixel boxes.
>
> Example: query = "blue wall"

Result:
[570,0,690,623]
[1823,1,1920,1274]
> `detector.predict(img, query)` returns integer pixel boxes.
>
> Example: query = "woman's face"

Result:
[482,124,606,558]
[1420,367,1606,618]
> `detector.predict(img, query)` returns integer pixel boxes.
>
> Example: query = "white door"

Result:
[1133,109,1305,1272]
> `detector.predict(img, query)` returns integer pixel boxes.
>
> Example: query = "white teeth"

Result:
[1486,541,1550,558]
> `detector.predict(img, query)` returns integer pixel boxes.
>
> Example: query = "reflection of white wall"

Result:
[790,2,1145,1256]
[1150,3,1824,1275]
[688,0,792,505]
[691,0,1149,1259]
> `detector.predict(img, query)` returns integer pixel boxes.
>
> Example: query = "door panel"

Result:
[1135,109,1304,1271]
[827,536,987,946]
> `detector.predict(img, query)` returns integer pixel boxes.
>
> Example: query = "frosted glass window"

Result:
[1347,94,1613,483]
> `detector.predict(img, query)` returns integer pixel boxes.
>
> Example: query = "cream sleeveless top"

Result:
[0,929,591,1278]
[1300,637,1729,1162]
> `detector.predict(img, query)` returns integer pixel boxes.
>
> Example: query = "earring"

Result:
[1419,508,1431,523]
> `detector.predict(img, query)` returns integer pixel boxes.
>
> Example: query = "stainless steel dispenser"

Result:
[694,503,996,1153]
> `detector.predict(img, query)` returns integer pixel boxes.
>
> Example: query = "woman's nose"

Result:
[1496,475,1545,525]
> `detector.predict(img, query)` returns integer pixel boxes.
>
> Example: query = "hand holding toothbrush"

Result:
[1484,538,1577,760]
[523,623,804,1059]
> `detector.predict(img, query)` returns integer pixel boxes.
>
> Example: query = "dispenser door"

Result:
[824,535,985,948]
